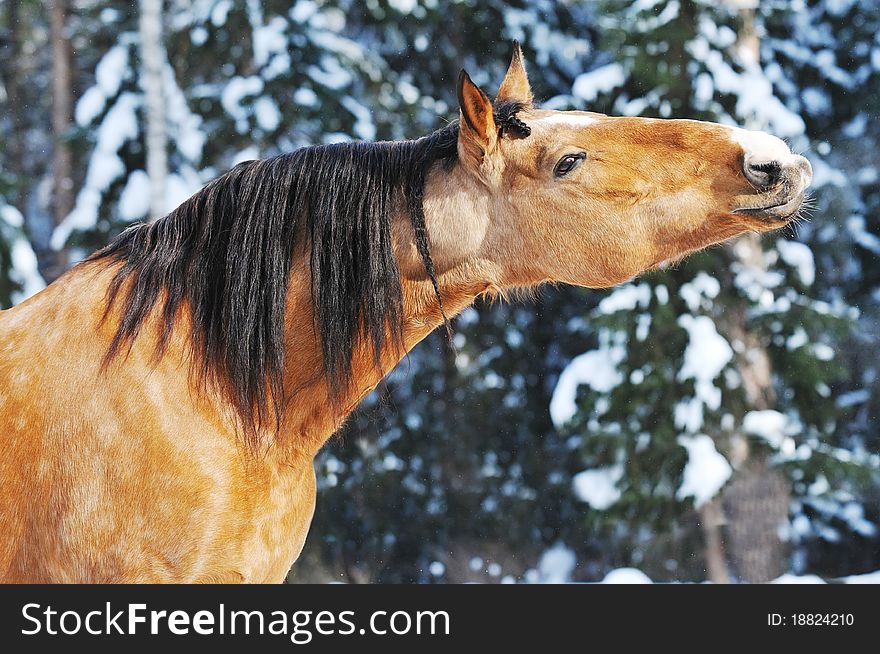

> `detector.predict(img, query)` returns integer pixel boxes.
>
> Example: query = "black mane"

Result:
[90,102,529,447]
[90,124,458,445]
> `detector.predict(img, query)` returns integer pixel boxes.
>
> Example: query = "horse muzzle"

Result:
[732,153,813,222]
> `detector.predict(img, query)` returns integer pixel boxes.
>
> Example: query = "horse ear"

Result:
[496,41,532,105]
[457,69,497,158]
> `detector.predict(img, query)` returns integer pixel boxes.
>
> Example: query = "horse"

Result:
[0,43,811,583]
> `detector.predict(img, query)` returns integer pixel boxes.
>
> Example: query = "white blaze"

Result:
[535,113,598,128]
[727,126,792,165]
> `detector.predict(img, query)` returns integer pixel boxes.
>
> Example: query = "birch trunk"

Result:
[139,0,167,221]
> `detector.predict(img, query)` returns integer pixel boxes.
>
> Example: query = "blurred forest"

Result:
[1,0,879,583]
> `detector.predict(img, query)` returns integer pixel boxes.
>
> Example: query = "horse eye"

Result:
[554,153,585,177]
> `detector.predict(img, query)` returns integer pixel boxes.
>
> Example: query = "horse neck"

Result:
[277,164,500,457]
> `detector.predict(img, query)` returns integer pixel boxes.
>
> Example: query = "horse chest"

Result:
[220,459,317,583]
[1,398,317,583]
[126,441,318,584]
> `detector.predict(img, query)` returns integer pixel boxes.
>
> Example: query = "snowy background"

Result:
[1,0,879,583]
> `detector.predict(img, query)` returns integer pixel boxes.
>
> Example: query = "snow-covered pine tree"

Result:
[759,0,880,576]
[0,2,48,306]
[50,3,201,255]
[297,2,616,583]
[52,0,483,254]
[549,0,872,582]
[0,194,45,309]
[0,0,58,284]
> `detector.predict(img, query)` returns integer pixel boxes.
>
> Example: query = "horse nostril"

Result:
[744,158,783,189]
[796,156,813,187]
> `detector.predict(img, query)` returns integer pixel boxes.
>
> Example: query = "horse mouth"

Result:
[732,159,812,223]
[733,187,807,222]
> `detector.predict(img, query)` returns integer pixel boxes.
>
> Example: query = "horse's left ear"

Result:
[496,40,533,105]
[457,69,498,164]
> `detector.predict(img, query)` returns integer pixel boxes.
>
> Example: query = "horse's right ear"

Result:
[496,41,533,105]
[457,69,498,165]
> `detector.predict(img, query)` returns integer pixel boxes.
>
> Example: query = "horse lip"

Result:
[733,198,789,214]
[732,188,806,220]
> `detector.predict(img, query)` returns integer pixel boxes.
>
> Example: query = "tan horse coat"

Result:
[0,46,811,582]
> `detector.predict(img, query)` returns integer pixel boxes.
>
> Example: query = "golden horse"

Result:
[0,45,811,582]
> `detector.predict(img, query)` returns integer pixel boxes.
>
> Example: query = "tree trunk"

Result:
[719,0,792,583]
[139,0,167,221]
[2,0,27,211]
[50,0,74,277]
[723,457,790,582]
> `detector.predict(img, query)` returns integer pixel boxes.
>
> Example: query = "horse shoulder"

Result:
[0,268,315,582]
